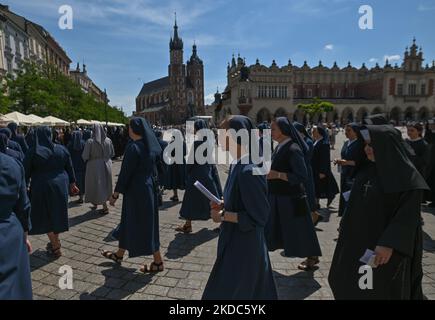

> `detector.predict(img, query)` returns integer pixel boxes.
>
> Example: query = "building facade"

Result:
[0,4,29,76]
[70,63,108,103]
[135,19,205,125]
[214,39,435,125]
[0,4,71,77]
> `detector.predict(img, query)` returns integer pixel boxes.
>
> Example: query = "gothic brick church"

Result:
[135,19,205,125]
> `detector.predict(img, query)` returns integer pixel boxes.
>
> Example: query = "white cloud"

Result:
[384,54,401,62]
[324,44,334,51]
[369,58,378,63]
[205,94,215,105]
[417,4,435,11]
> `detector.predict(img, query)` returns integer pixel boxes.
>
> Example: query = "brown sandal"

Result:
[298,257,320,271]
[140,262,164,274]
[47,244,62,259]
[101,250,123,264]
[175,225,192,234]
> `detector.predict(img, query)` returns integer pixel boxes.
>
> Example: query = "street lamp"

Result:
[104,88,108,126]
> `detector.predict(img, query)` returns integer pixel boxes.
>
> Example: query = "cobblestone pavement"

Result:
[29,132,435,300]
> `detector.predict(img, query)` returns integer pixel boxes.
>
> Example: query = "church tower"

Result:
[187,42,205,116]
[169,15,187,123]
[403,37,424,72]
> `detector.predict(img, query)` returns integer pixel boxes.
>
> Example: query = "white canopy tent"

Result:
[27,114,46,125]
[40,116,70,127]
[0,112,34,126]
[76,119,92,126]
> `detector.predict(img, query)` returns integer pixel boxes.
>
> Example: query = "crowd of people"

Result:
[1,114,435,300]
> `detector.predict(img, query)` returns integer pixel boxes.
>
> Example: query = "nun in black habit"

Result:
[328,125,428,300]
[203,115,277,300]
[103,118,164,273]
[265,118,322,271]
[293,122,320,224]
[425,119,435,207]
[406,122,430,179]
[311,126,339,208]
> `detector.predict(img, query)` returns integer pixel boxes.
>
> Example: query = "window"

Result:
[307,89,313,98]
[336,89,342,98]
[349,89,355,98]
[294,89,298,98]
[6,59,12,73]
[397,84,403,96]
[321,89,327,98]
[240,88,245,98]
[408,84,417,96]
[421,84,426,95]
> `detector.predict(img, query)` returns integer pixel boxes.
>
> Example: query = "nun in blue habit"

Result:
[164,129,187,202]
[0,132,24,163]
[8,122,29,154]
[311,126,340,208]
[265,118,322,271]
[24,127,78,258]
[0,152,32,300]
[0,128,24,159]
[67,130,87,203]
[202,115,277,300]
[154,130,169,206]
[25,128,36,149]
[176,119,223,234]
[102,118,164,273]
[335,123,366,217]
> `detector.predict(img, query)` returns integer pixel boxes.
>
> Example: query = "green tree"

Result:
[2,61,127,123]
[297,97,334,118]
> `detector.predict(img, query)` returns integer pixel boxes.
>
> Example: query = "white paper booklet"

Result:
[194,181,222,205]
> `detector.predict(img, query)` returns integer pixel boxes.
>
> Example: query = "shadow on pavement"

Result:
[165,228,218,259]
[423,231,435,253]
[80,262,155,300]
[274,270,321,300]
[69,210,102,228]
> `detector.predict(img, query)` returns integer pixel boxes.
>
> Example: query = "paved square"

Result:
[29,132,435,300]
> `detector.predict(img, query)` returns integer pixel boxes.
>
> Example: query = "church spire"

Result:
[170,13,183,51]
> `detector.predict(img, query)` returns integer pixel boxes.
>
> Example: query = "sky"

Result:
[3,0,435,116]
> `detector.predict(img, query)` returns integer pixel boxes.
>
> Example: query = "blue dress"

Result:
[179,140,222,221]
[338,139,365,216]
[203,160,278,300]
[265,141,322,258]
[164,140,187,190]
[0,153,32,300]
[67,140,86,194]
[114,141,160,258]
[24,145,76,235]
[156,138,169,188]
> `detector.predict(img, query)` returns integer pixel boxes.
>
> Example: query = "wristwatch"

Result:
[220,210,226,222]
